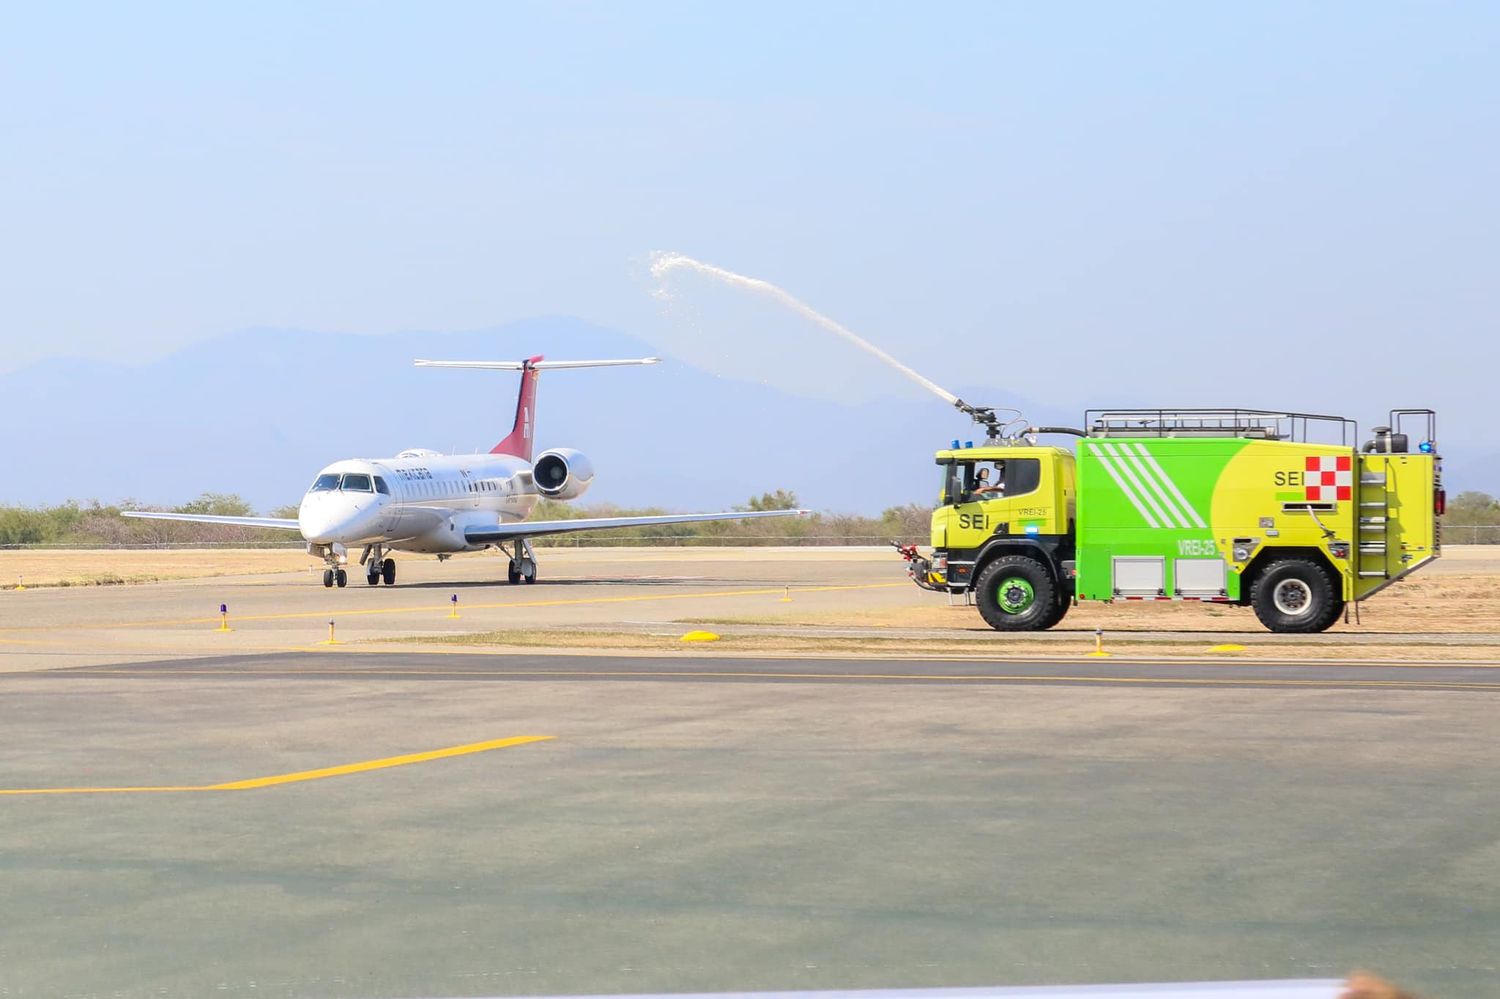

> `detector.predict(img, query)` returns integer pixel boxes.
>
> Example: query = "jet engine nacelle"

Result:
[532,448,595,500]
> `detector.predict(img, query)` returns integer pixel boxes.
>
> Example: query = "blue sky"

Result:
[1,2,1495,451]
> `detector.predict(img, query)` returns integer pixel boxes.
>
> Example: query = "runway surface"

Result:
[40,650,1500,691]
[3,549,1497,997]
[2,647,1497,998]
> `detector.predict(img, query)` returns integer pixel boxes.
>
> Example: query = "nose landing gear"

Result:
[309,543,350,588]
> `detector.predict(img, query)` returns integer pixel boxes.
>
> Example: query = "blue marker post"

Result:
[449,594,460,619]
[217,603,231,632]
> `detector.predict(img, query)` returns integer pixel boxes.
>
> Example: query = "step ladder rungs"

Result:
[1359,544,1387,554]
[1358,570,1388,578]
[1359,474,1387,485]
[1360,516,1387,525]
[1359,502,1386,508]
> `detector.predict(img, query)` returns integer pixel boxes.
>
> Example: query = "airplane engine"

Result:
[532,448,595,500]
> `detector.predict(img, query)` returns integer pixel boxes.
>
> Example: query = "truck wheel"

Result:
[1250,558,1343,633]
[975,556,1058,632]
[1043,596,1071,629]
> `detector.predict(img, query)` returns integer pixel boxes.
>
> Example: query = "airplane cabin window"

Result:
[373,476,390,495]
[310,473,341,492]
[341,473,373,492]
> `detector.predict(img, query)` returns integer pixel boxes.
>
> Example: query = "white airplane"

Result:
[124,355,805,587]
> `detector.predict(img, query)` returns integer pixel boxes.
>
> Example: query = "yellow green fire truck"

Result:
[897,408,1443,633]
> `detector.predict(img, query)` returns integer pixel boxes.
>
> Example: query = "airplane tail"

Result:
[490,355,544,459]
[413,355,663,463]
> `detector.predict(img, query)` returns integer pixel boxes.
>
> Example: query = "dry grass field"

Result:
[0,547,309,588]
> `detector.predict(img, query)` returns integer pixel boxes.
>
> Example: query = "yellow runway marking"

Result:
[0,582,906,633]
[0,734,552,796]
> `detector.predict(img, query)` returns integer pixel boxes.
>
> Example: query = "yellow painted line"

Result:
[53,667,1500,691]
[0,582,906,633]
[0,734,552,796]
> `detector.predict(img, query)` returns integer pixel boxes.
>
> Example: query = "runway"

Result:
[2,644,1497,997]
[41,650,1500,691]
[2,549,1497,997]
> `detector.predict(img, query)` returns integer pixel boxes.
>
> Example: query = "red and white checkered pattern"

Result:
[1305,455,1352,502]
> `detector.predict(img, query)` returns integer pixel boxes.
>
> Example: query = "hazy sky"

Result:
[2,2,1496,438]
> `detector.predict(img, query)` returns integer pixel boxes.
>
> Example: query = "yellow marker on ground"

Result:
[14,575,24,591]
[0,735,553,795]
[217,604,232,632]
[1085,628,1111,658]
[449,594,460,619]
[321,619,338,645]
[780,585,792,603]
[680,630,720,643]
[1209,643,1247,653]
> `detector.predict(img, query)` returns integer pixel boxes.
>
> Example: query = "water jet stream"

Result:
[650,251,960,406]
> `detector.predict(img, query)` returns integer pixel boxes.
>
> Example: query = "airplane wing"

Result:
[464,508,807,544]
[121,511,303,531]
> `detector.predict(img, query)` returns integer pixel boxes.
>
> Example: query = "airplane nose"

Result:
[299,496,369,544]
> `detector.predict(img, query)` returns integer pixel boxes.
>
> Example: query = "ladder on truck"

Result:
[1357,455,1391,581]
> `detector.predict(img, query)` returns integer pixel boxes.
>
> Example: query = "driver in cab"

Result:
[971,462,1006,499]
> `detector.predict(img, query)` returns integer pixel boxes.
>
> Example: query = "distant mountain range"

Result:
[1,319,1071,514]
[4,317,1492,513]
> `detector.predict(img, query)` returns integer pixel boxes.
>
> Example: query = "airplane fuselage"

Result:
[299,449,541,554]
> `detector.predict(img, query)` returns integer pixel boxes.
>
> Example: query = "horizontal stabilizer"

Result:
[122,511,302,531]
[413,358,660,370]
[464,508,807,544]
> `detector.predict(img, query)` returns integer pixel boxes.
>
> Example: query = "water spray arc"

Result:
[649,252,1034,442]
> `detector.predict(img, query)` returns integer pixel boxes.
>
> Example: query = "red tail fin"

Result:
[491,355,543,460]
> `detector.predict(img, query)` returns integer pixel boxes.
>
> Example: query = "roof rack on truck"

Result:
[1084,408,1357,446]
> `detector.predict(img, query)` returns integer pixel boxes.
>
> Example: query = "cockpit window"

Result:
[310,473,341,492]
[341,473,373,492]
[373,476,390,495]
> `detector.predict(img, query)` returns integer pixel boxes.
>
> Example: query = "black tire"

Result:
[1043,595,1071,629]
[335,568,348,588]
[523,564,537,585]
[1250,558,1343,633]
[975,555,1059,632]
[322,569,334,588]
[366,569,380,586]
[382,559,396,585]
[507,561,521,585]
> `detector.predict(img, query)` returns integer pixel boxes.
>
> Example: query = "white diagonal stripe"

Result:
[1092,446,1161,528]
[1099,443,1175,527]
[1130,443,1207,528]
[1118,445,1190,529]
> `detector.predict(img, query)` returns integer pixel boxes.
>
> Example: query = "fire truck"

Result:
[897,408,1442,633]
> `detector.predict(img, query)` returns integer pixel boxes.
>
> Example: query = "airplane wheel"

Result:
[383,559,396,585]
[522,562,537,585]
[367,569,380,586]
[508,560,521,584]
[335,568,348,588]
[323,569,334,588]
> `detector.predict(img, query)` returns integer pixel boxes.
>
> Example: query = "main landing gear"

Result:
[361,545,397,586]
[503,538,537,585]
